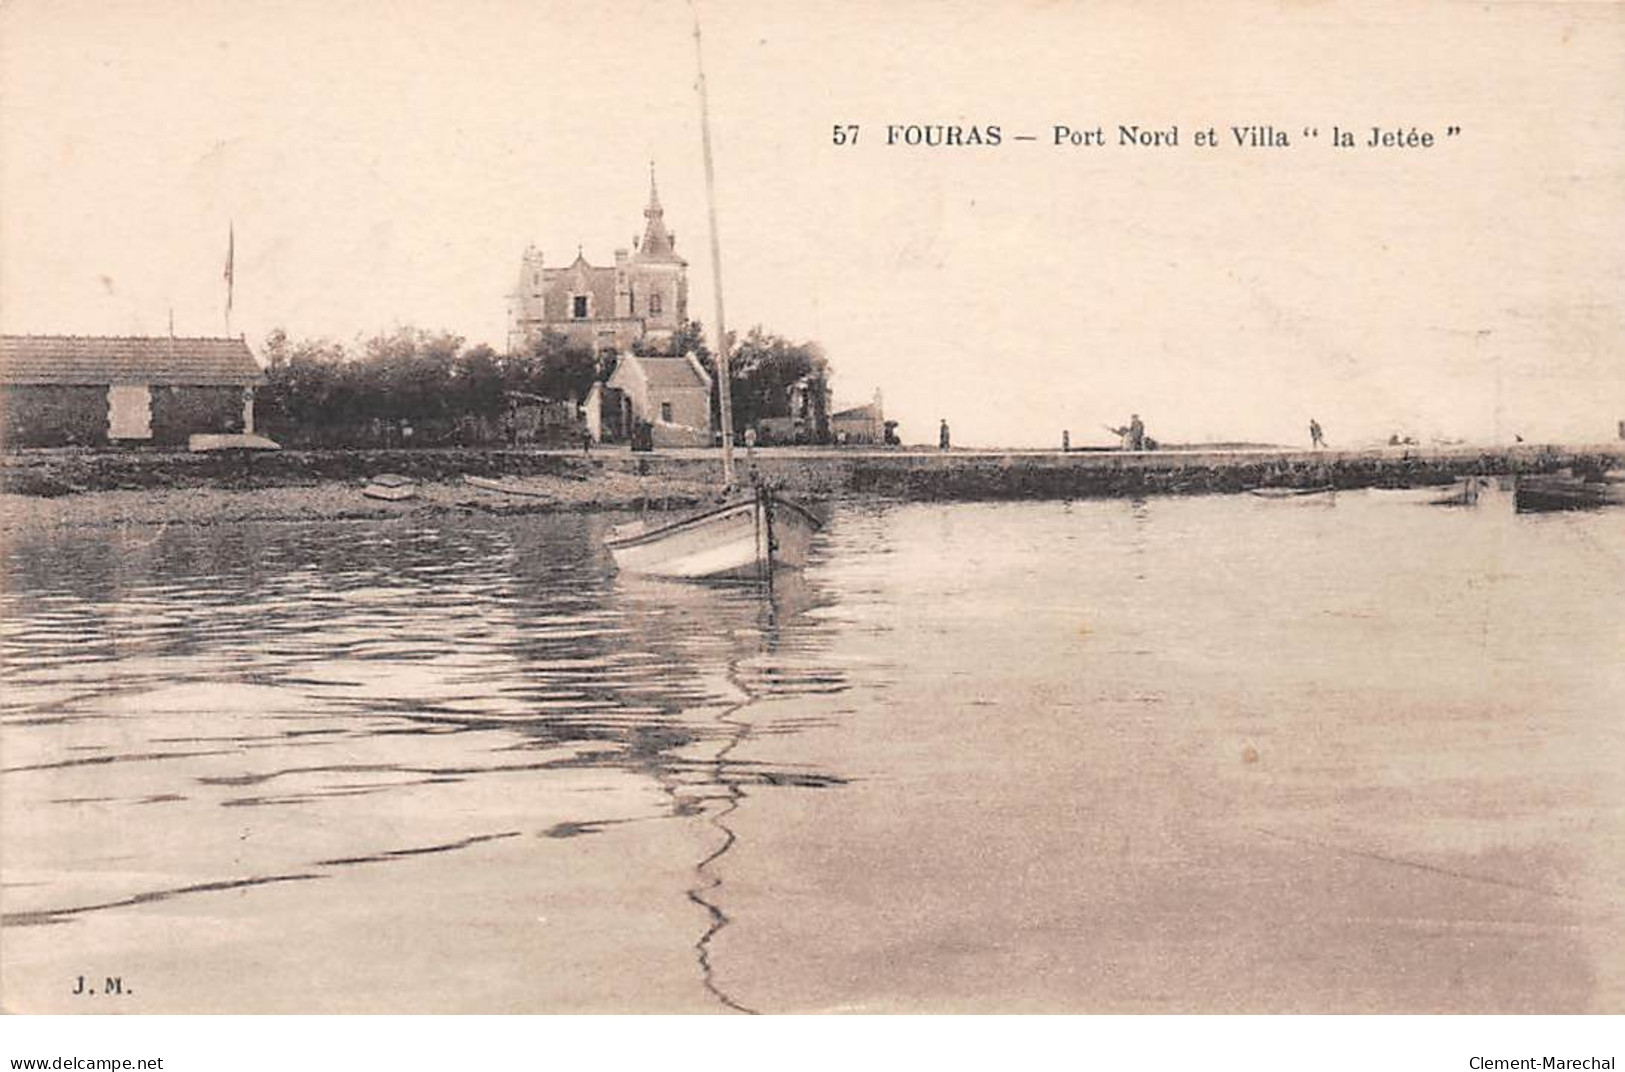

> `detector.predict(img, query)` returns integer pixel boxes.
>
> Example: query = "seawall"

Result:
[599,444,1625,500]
[4,443,1622,502]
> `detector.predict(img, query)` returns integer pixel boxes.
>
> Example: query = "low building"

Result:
[830,390,892,445]
[0,335,263,448]
[591,352,712,448]
[753,376,831,445]
[502,391,586,446]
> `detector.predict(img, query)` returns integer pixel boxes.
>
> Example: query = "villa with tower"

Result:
[507,168,690,356]
[507,168,713,446]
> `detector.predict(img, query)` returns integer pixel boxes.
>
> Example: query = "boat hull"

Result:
[1247,485,1335,499]
[1428,478,1483,507]
[1515,475,1624,512]
[605,494,820,580]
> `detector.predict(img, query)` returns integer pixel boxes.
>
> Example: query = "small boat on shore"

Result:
[189,432,280,452]
[1515,470,1624,512]
[464,474,552,498]
[362,473,417,501]
[605,487,820,581]
[1247,485,1335,499]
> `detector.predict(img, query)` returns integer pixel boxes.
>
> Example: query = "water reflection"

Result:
[1,513,848,1013]
[5,492,1621,1012]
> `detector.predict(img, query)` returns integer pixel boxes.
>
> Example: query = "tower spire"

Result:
[636,160,679,261]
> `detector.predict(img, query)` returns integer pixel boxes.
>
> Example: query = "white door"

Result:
[108,384,152,440]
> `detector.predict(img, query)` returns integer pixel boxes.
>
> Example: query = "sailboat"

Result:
[604,12,821,581]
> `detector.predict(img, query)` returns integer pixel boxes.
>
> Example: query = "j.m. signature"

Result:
[72,975,133,997]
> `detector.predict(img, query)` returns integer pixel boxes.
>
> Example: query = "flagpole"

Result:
[224,221,235,337]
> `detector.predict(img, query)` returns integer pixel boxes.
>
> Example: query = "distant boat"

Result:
[1246,485,1335,499]
[1515,470,1623,512]
[1427,477,1482,507]
[362,473,417,502]
[605,488,820,581]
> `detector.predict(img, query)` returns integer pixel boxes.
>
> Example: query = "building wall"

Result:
[832,414,883,444]
[149,385,247,445]
[544,317,647,354]
[540,263,618,325]
[651,386,710,432]
[0,385,109,447]
[650,419,710,448]
[621,262,686,342]
[0,383,250,448]
[508,245,689,355]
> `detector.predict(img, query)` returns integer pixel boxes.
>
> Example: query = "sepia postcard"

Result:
[1,0,1622,1041]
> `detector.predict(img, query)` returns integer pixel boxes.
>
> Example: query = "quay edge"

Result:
[4,443,1622,504]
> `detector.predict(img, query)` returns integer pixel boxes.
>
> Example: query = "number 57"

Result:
[832,124,860,146]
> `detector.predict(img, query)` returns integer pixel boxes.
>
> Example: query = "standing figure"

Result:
[1062,429,1070,453]
[939,419,951,451]
[1128,413,1145,451]
[1309,418,1325,448]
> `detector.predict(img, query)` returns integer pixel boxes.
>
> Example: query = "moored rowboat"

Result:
[605,490,820,581]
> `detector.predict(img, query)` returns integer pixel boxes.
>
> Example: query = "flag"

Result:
[223,222,235,313]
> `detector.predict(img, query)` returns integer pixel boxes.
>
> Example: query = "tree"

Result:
[631,319,713,363]
[359,327,463,424]
[505,331,598,402]
[258,329,354,444]
[727,326,832,441]
[449,343,504,419]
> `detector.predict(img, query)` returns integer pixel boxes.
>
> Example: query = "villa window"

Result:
[660,401,673,423]
[573,295,589,319]
[649,292,662,316]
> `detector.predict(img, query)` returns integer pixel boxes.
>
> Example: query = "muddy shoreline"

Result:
[2,443,1620,528]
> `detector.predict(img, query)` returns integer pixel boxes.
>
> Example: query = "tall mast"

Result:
[691,10,736,488]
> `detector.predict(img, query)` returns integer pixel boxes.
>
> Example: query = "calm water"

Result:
[2,491,1621,1012]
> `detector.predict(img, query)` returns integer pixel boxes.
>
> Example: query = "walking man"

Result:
[1309,418,1325,449]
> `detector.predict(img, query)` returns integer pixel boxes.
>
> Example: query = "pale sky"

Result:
[2,0,1622,447]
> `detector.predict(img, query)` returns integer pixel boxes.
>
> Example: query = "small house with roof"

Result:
[830,390,893,445]
[589,352,712,448]
[0,335,263,448]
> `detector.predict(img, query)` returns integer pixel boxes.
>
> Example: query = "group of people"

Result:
[1107,414,1150,452]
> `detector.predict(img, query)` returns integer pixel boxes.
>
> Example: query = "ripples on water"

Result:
[1,512,849,1003]
[2,491,1622,1012]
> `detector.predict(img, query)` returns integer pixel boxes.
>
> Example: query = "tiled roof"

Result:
[635,355,709,389]
[0,335,263,386]
[833,403,881,421]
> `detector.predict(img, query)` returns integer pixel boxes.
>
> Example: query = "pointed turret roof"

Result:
[634,162,685,265]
